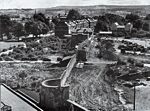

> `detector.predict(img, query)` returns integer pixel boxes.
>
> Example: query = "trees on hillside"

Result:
[25,20,49,37]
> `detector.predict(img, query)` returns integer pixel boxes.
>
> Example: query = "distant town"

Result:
[0,5,150,111]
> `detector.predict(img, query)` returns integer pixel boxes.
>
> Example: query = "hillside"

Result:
[1,5,150,17]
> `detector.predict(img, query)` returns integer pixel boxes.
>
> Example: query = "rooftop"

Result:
[1,84,43,111]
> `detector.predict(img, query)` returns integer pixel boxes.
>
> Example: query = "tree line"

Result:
[0,13,50,41]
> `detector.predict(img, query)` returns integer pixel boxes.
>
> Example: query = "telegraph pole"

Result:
[133,82,136,110]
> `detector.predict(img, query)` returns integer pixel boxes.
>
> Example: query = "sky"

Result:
[0,0,150,9]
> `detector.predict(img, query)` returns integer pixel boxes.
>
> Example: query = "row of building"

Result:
[55,18,97,38]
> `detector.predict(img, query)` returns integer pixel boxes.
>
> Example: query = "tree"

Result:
[25,20,49,37]
[104,13,125,25]
[96,40,117,61]
[125,13,140,23]
[133,19,143,30]
[145,14,150,20]
[52,16,59,25]
[33,13,50,26]
[12,22,25,41]
[94,20,109,33]
[38,21,50,34]
[0,15,12,40]
[18,70,27,87]
[143,22,150,31]
[67,9,81,20]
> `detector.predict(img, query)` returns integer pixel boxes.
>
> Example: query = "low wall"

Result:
[67,100,90,111]
[60,54,76,86]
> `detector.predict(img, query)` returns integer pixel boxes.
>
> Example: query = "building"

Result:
[87,18,97,29]
[111,22,133,33]
[55,20,94,38]
[71,28,93,35]
[98,31,113,37]
[10,14,22,22]
[125,22,133,32]
[111,22,125,32]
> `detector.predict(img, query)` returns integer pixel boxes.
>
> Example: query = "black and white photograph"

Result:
[0,0,150,111]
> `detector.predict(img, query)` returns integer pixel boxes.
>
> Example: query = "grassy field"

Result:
[0,42,25,51]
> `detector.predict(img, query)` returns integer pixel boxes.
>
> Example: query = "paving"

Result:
[1,85,38,111]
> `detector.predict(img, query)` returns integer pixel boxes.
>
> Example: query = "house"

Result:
[111,22,125,32]
[125,23,133,32]
[87,18,97,29]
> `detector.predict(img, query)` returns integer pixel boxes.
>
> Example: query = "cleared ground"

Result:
[135,80,150,111]
[66,64,127,111]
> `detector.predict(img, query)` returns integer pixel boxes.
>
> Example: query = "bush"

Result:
[9,47,13,50]
[1,54,7,57]
[117,58,126,65]
[0,57,3,61]
[2,49,7,52]
[129,69,137,73]
[57,57,62,62]
[3,56,13,61]
[28,53,35,58]
[21,57,30,61]
[30,57,38,61]
[13,48,23,54]
[14,53,23,60]
[127,58,135,64]
[42,57,51,61]
[135,62,144,67]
